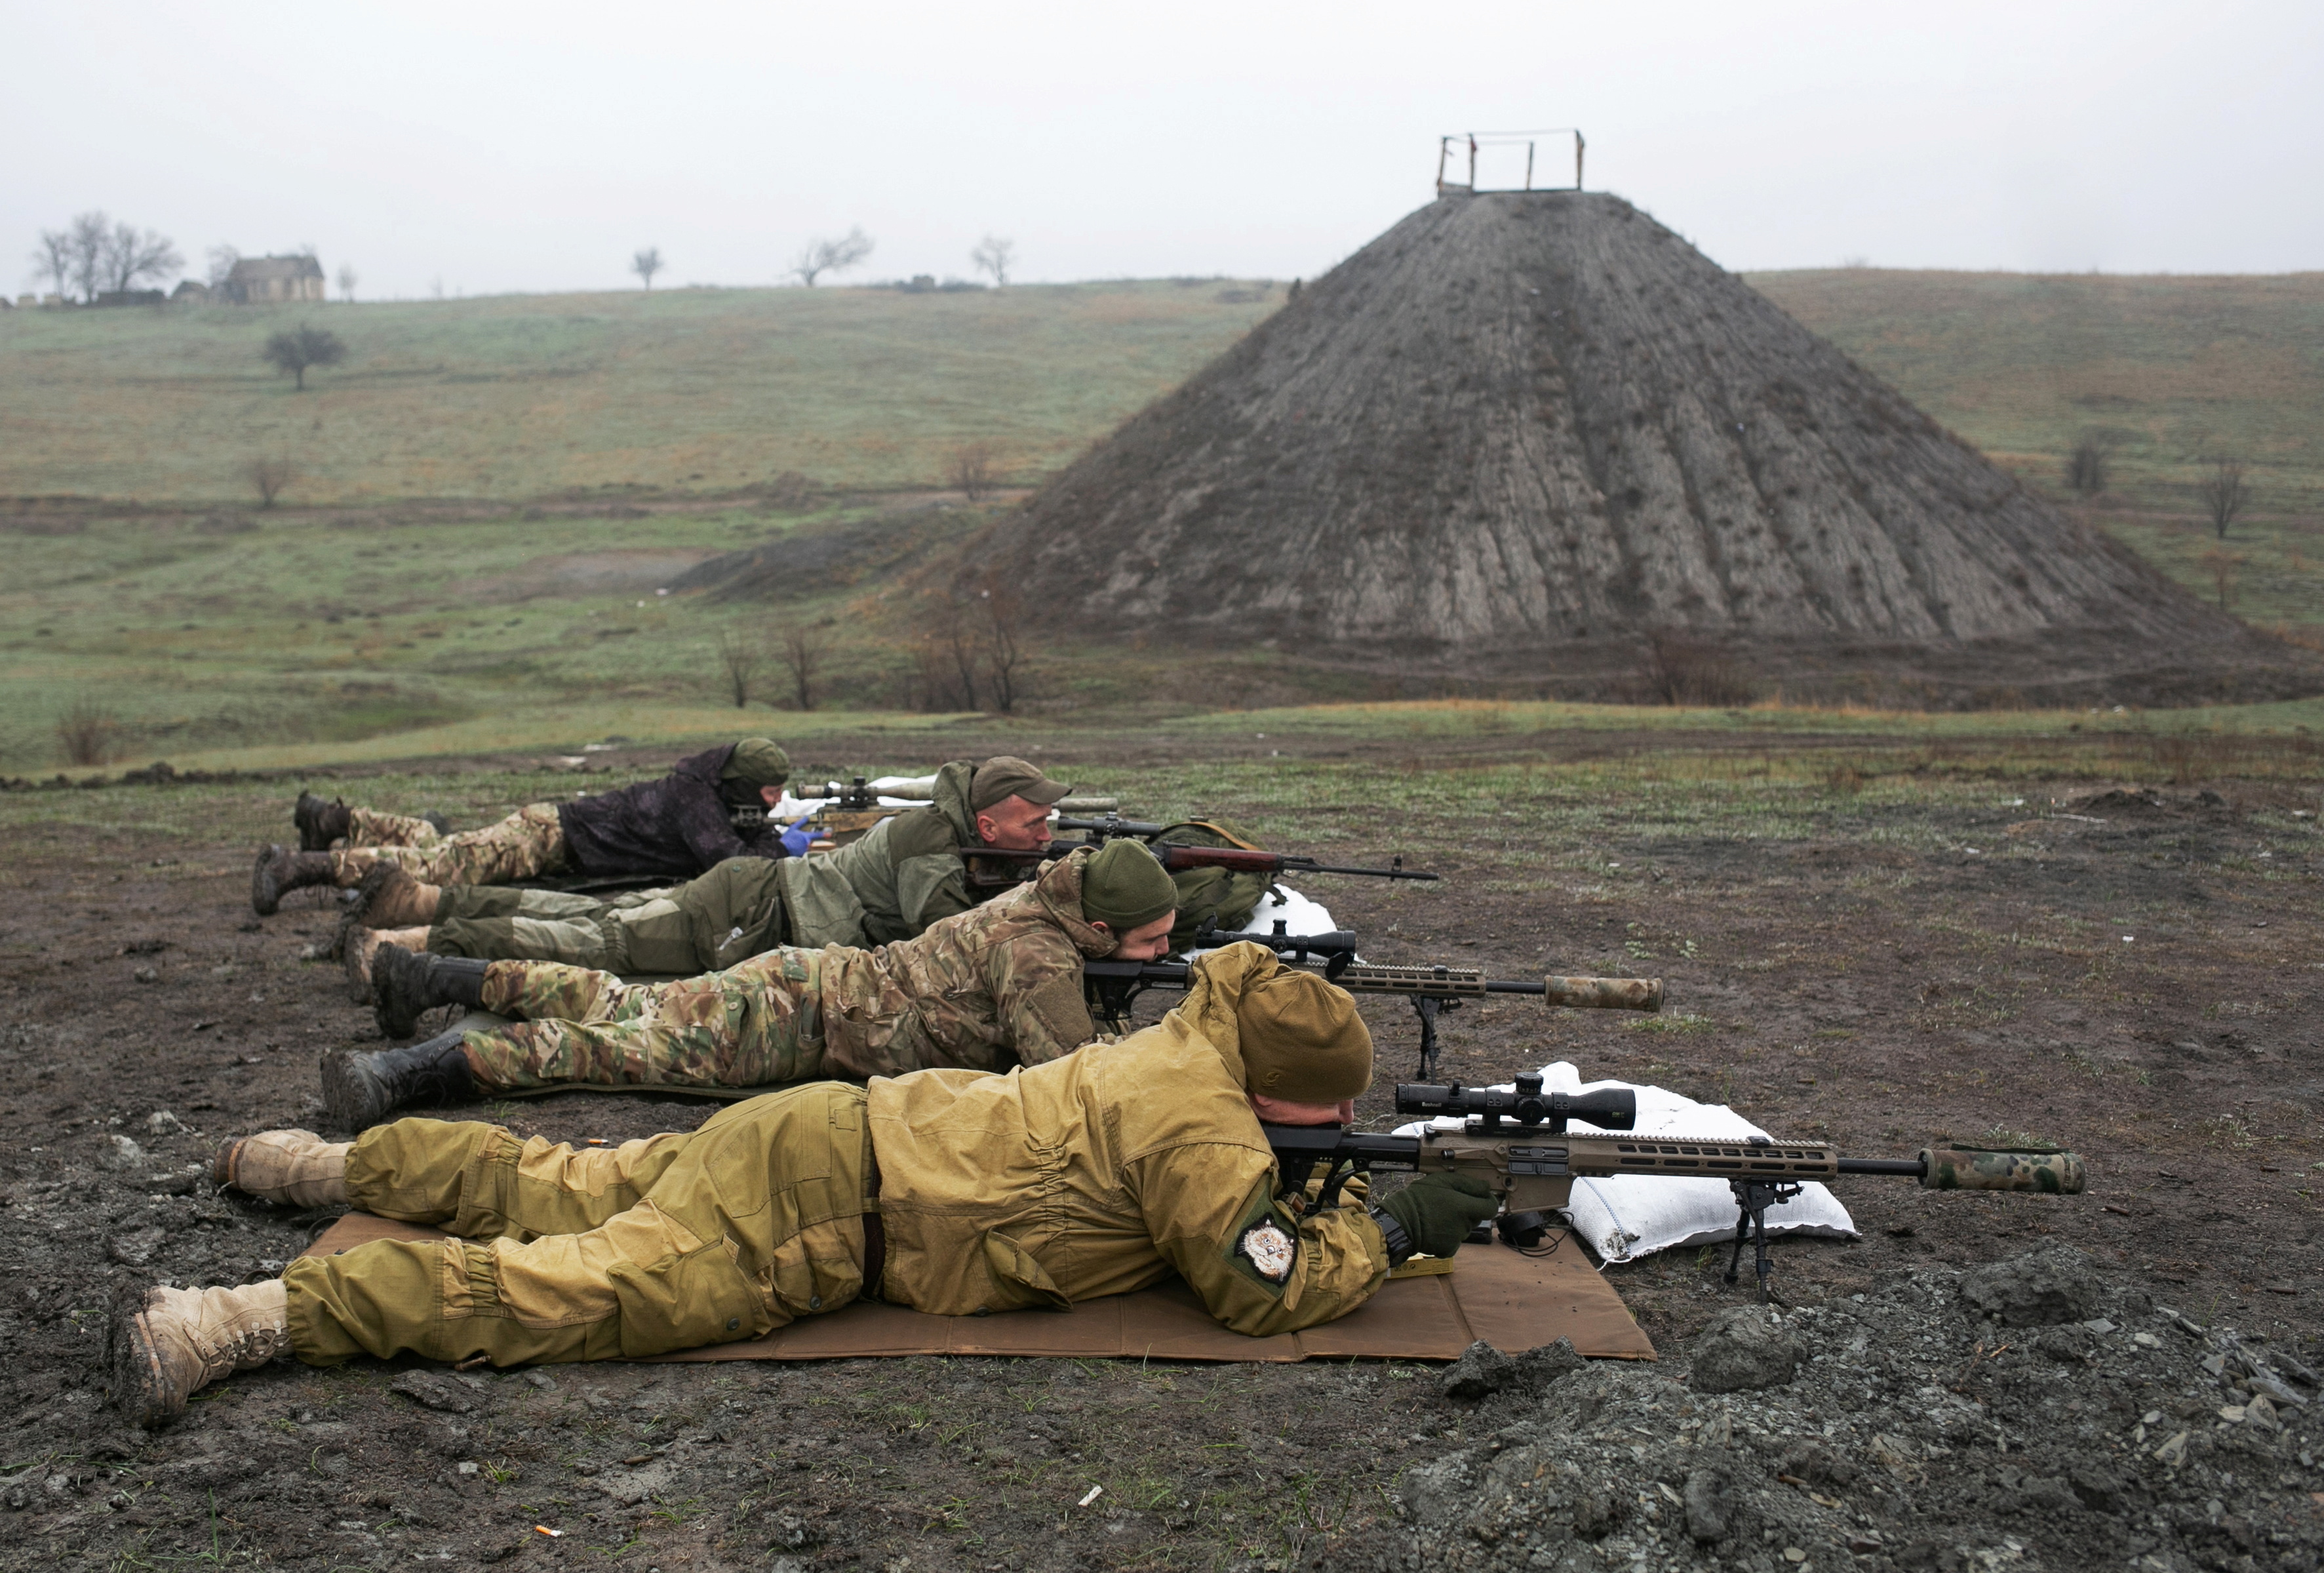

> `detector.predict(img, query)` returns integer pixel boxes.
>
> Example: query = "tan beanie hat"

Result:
[1236,970,1373,1103]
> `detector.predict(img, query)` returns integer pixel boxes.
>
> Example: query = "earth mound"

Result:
[974,191,2310,706]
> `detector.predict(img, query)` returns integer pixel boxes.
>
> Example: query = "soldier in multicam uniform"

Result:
[332,755,1069,998]
[115,946,1503,1427]
[248,740,795,914]
[317,839,1185,1128]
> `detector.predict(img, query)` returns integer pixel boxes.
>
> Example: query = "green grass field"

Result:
[0,280,1282,505]
[5,268,2321,772]
[1746,268,2324,510]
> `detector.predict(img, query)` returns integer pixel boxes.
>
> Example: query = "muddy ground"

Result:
[1,734,2318,1572]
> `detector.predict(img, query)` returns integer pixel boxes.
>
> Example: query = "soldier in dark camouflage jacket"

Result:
[319,842,1183,1130]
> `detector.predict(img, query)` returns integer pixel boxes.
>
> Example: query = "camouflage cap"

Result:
[970,755,1071,812]
[1079,839,1177,932]
[720,738,793,791]
[1237,969,1373,1103]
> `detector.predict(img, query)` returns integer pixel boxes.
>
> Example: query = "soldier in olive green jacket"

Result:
[334,755,1071,998]
[319,841,1183,1130]
[119,946,1501,1428]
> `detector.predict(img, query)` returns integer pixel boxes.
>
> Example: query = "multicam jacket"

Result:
[819,845,1112,1075]
[869,943,1390,1334]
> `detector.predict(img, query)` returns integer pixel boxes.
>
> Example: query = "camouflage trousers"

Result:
[461,950,827,1092]
[282,1085,878,1367]
[329,803,568,888]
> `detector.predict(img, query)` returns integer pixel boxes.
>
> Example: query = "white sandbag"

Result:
[1394,1060,1857,1264]
[1183,885,1342,960]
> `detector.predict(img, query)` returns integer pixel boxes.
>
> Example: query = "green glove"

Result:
[1375,1173,1499,1260]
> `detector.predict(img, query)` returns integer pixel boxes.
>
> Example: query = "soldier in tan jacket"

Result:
[317,841,1180,1129]
[115,944,1496,1427]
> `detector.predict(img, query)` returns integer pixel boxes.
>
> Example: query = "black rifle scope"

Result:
[1394,1072,1638,1133]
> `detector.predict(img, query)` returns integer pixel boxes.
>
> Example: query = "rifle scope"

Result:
[1394,1072,1637,1132]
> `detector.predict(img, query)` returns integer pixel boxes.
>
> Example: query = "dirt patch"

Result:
[1,761,2319,1568]
[461,549,724,603]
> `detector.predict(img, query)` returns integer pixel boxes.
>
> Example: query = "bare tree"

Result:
[715,630,762,707]
[632,247,664,290]
[2197,456,2251,540]
[336,263,359,302]
[29,229,73,298]
[776,624,828,711]
[87,220,181,296]
[791,227,874,286]
[207,245,242,289]
[947,440,998,501]
[55,698,118,767]
[67,212,111,302]
[262,324,348,390]
[970,234,1015,287]
[248,457,296,508]
[2064,433,2114,499]
[977,574,1028,713]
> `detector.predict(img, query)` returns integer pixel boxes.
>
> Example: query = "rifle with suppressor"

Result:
[1053,814,1439,882]
[1266,1073,2087,1301]
[1084,931,1663,1079]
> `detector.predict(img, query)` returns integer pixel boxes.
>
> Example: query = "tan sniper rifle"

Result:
[1265,1075,2087,1302]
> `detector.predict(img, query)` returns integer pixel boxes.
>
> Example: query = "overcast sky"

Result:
[9,0,2319,300]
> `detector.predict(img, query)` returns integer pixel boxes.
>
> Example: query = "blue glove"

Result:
[778,816,815,857]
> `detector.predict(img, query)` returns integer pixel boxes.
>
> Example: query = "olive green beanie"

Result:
[720,738,793,792]
[1079,841,1178,933]
[1236,970,1373,1103]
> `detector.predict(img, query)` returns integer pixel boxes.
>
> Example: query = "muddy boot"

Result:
[250,845,335,916]
[371,947,489,1039]
[321,1030,476,1130]
[212,1128,351,1206]
[293,791,351,852]
[342,925,431,1003]
[111,1279,291,1429]
[348,863,442,929]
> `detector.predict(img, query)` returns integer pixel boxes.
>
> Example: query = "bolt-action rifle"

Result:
[1266,1073,2086,1301]
[1086,927,1663,1079]
[1053,814,1440,882]
[798,777,883,814]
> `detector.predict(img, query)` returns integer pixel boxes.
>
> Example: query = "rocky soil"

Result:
[0,747,2317,1570]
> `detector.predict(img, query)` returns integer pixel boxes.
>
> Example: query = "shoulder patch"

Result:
[1020,969,1096,1060]
[1236,1218,1297,1284]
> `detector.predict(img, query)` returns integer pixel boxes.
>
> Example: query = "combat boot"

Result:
[250,845,335,916]
[212,1128,351,1205]
[344,862,443,930]
[293,791,351,852]
[321,1030,476,1130]
[371,947,489,1039]
[111,1279,290,1429]
[342,925,429,1003]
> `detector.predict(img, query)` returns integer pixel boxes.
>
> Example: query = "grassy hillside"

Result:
[7,268,2321,772]
[1746,268,2324,509]
[0,280,1283,505]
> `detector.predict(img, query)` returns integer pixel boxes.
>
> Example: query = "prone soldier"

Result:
[334,753,1072,993]
[321,840,1183,1127]
[251,739,795,914]
[114,944,1501,1427]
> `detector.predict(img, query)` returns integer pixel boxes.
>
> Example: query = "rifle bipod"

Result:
[1722,1176,1805,1303]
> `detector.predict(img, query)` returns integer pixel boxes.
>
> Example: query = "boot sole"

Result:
[342,934,374,1005]
[109,1292,183,1429]
[320,1051,386,1131]
[250,845,282,917]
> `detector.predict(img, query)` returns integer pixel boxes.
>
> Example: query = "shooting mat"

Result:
[301,1213,1655,1364]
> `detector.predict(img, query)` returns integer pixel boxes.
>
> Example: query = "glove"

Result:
[778,816,815,858]
[1373,1174,1499,1262]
